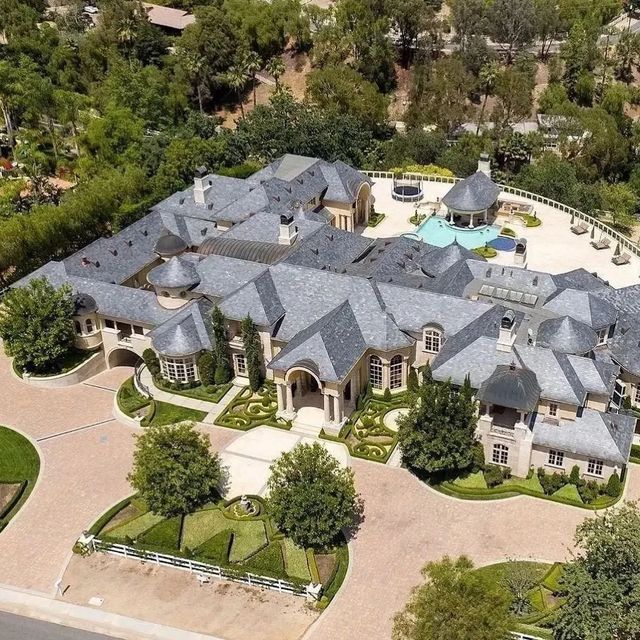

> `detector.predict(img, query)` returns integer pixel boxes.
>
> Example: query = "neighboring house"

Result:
[10,154,638,482]
[141,3,195,33]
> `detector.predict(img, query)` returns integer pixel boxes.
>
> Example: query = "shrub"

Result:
[407,368,419,394]
[606,471,622,497]
[383,388,391,402]
[365,382,372,399]
[578,480,601,504]
[197,351,215,386]
[471,442,485,472]
[537,469,569,495]
[501,227,516,237]
[143,349,160,376]
[484,464,505,488]
[569,465,581,485]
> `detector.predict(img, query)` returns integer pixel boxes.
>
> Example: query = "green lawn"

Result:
[144,401,207,427]
[453,471,487,489]
[552,483,583,503]
[182,508,229,549]
[282,538,311,581]
[504,474,545,493]
[117,377,150,416]
[0,426,40,527]
[16,347,95,377]
[228,520,267,561]
[155,379,232,404]
[103,510,164,540]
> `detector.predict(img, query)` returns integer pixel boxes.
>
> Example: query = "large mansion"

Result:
[13,155,640,481]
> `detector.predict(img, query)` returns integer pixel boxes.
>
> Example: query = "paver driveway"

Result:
[306,461,640,640]
[0,352,238,594]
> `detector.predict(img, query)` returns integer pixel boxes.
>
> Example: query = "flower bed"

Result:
[89,494,348,603]
[320,392,408,463]
[215,383,291,431]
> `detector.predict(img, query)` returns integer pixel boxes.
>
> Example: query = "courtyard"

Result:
[366,177,640,289]
[0,343,638,639]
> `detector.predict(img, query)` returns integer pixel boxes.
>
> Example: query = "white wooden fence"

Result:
[511,632,546,640]
[361,170,640,259]
[92,538,306,596]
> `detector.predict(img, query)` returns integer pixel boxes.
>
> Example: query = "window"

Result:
[423,328,442,353]
[234,353,247,376]
[548,449,564,468]
[369,355,383,389]
[74,321,82,335]
[390,355,403,389]
[104,319,115,329]
[133,325,144,335]
[635,386,640,406]
[548,403,558,417]
[492,443,509,466]
[85,319,93,333]
[160,355,197,383]
[596,328,608,345]
[587,459,604,477]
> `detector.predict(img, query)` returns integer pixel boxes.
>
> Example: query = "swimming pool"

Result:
[411,216,500,250]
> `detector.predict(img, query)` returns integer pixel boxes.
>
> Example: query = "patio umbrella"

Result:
[614,242,621,257]
[570,212,575,224]
[590,225,595,239]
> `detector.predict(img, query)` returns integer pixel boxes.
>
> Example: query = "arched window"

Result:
[390,355,403,389]
[423,327,443,353]
[85,318,93,333]
[160,355,197,383]
[74,320,82,335]
[369,355,383,389]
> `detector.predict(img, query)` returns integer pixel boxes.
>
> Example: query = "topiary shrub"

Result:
[383,388,391,402]
[407,368,419,395]
[569,465,581,486]
[606,471,622,497]
[471,442,485,472]
[143,349,160,376]
[578,479,601,503]
[538,468,569,495]
[484,464,505,488]
[197,351,215,386]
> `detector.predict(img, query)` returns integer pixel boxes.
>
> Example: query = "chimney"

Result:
[278,213,298,245]
[478,153,491,178]
[193,166,211,204]
[497,310,516,352]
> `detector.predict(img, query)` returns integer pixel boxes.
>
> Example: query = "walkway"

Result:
[367,178,640,289]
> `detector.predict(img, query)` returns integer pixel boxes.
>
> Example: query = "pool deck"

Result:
[364,178,640,289]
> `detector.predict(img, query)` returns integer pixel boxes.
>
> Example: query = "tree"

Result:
[486,0,535,64]
[476,61,500,134]
[128,422,222,518]
[265,56,286,89]
[397,373,478,476]
[244,51,263,108]
[388,0,436,67]
[143,348,160,377]
[197,351,215,386]
[605,470,622,497]
[534,0,563,59]
[554,502,640,640]
[449,0,486,54]
[211,306,232,384]
[306,65,389,131]
[492,65,535,125]
[224,65,249,119]
[241,315,263,391]
[392,556,511,640]
[266,442,359,548]
[501,559,539,615]
[406,57,471,135]
[0,278,75,374]
[600,181,637,230]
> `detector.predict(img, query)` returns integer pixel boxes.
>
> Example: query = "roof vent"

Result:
[142,229,148,236]
[312,248,319,255]
[200,228,207,236]
[81,256,90,267]
[532,276,538,286]
[179,197,185,205]
[126,240,133,247]
[94,261,100,268]
[285,186,292,193]
[194,166,208,179]
[109,249,118,256]
[309,170,315,176]
[328,234,334,241]
[501,310,516,329]
[207,203,213,210]
[486,268,492,277]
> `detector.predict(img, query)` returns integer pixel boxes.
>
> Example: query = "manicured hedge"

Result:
[87,496,136,536]
[367,212,386,227]
[117,377,150,417]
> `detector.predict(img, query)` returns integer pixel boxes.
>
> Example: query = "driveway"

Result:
[307,461,640,640]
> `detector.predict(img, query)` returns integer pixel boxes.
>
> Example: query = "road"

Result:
[0,612,121,640]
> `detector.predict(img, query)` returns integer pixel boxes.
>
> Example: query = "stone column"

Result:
[276,383,284,413]
[469,213,474,229]
[333,394,342,424]
[449,208,454,223]
[484,209,488,223]
[382,359,390,391]
[285,383,294,414]
[323,392,331,425]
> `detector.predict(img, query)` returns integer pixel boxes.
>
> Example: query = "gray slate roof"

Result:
[532,408,635,465]
[197,237,293,264]
[477,365,541,411]
[542,289,618,330]
[442,171,501,212]
[192,255,267,300]
[536,316,598,355]
[147,256,201,289]
[419,241,483,277]
[150,300,213,357]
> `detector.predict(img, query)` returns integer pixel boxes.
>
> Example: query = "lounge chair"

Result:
[571,221,589,235]
[612,252,631,266]
[590,237,611,250]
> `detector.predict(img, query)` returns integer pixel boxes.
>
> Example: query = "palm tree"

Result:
[265,56,286,90]
[244,51,262,107]
[225,66,249,118]
[476,62,499,135]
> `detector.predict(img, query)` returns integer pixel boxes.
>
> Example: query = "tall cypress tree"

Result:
[211,306,232,384]
[241,314,263,392]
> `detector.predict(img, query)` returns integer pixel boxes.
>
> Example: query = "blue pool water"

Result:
[412,216,500,250]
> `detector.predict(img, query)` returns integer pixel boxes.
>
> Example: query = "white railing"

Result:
[361,170,640,258]
[511,633,546,640]
[92,538,306,596]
